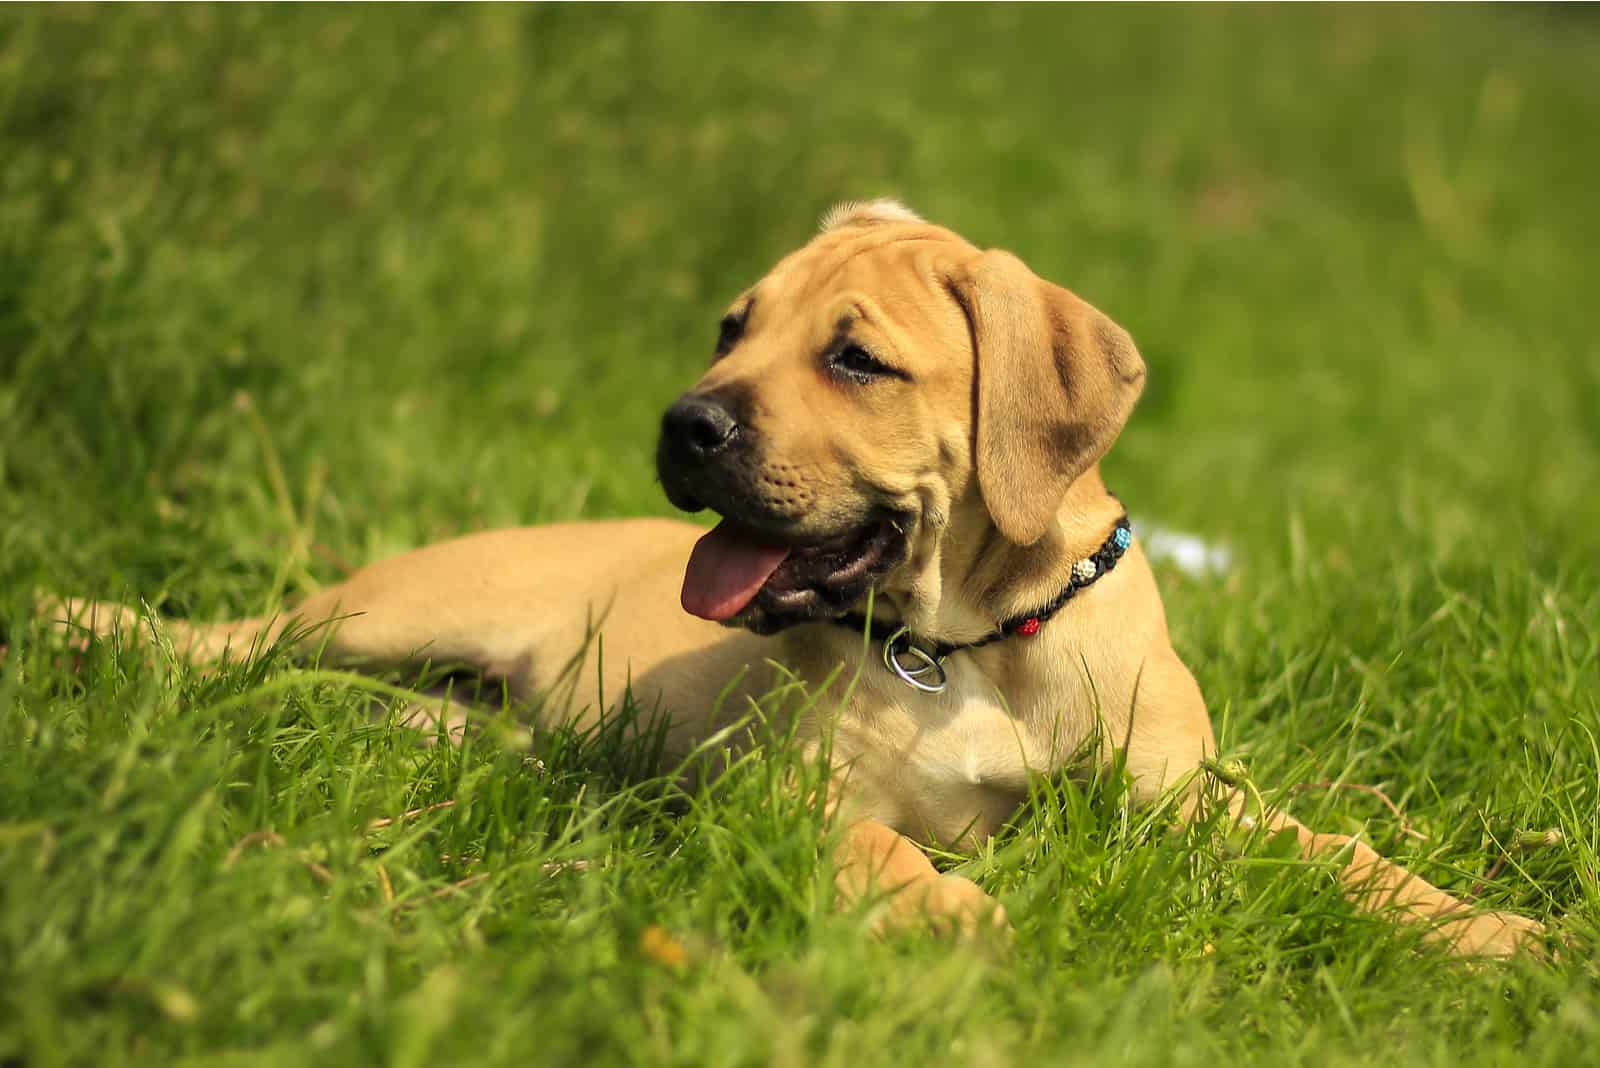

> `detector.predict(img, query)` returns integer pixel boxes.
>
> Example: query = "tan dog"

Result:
[52,200,1542,955]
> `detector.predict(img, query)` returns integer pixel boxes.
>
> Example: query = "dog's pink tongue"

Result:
[681,521,791,621]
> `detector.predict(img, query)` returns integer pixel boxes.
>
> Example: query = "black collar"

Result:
[829,515,1133,691]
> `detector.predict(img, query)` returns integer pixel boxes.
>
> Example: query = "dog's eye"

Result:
[829,344,900,383]
[715,313,744,357]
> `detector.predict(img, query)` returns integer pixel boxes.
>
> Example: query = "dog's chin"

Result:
[721,516,908,636]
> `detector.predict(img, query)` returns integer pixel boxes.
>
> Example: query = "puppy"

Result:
[50,200,1543,955]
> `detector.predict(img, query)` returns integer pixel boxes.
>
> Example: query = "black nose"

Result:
[662,395,738,459]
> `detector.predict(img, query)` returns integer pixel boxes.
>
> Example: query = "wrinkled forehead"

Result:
[744,222,978,322]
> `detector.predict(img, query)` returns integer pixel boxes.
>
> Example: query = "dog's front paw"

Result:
[1437,910,1546,959]
[871,874,1009,941]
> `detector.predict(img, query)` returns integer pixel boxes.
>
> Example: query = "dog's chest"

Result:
[838,674,1088,844]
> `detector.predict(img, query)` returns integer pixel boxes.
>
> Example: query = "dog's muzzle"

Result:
[656,392,747,515]
[656,390,909,634]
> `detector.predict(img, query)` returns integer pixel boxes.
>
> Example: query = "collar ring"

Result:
[882,626,948,694]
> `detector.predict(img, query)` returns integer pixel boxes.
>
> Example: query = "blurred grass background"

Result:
[2,6,1598,1066]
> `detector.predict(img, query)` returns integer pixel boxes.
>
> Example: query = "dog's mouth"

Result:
[680,514,906,632]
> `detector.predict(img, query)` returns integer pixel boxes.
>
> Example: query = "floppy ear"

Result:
[948,250,1146,545]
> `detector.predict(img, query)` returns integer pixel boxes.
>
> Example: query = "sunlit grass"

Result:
[2,6,1598,1066]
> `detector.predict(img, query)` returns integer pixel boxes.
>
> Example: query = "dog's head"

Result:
[658,200,1146,635]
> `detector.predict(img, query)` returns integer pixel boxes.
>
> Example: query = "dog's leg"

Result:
[39,595,285,662]
[833,819,1008,938]
[1125,650,1544,958]
[1245,804,1545,957]
[40,562,526,677]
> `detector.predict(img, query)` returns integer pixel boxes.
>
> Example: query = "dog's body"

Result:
[53,201,1541,954]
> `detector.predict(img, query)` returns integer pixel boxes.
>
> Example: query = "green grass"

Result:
[3,5,1599,1065]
